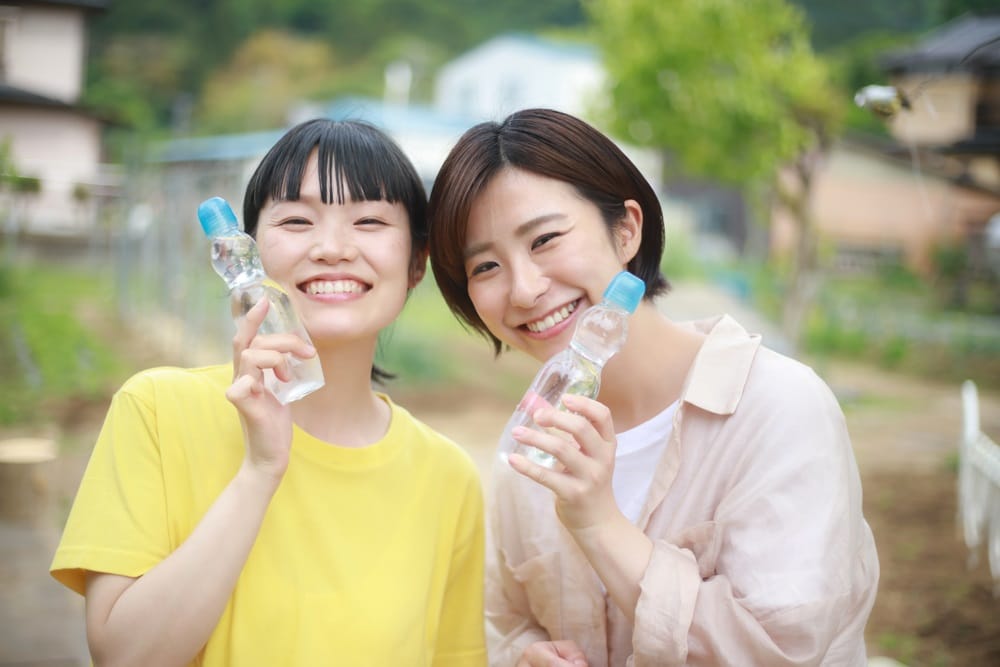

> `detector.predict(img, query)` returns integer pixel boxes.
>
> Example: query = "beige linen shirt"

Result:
[486,315,879,666]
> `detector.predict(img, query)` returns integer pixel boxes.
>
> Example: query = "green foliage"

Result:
[795,272,1000,388]
[931,240,968,280]
[9,175,41,194]
[372,279,471,388]
[791,0,940,50]
[195,30,343,134]
[661,228,708,282]
[84,0,585,134]
[0,263,130,426]
[586,0,845,187]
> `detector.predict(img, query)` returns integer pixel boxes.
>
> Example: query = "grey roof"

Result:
[19,0,109,10]
[0,83,76,109]
[881,12,1000,72]
[154,129,287,164]
[155,97,479,164]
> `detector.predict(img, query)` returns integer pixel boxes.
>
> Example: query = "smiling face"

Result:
[254,151,421,346]
[464,167,641,363]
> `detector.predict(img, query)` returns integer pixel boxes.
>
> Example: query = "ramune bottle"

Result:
[497,271,645,468]
[197,196,325,404]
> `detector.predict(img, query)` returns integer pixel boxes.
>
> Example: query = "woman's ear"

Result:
[616,200,643,264]
[409,249,429,289]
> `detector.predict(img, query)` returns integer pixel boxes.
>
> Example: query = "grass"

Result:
[378,279,535,401]
[0,259,133,426]
[699,254,1000,391]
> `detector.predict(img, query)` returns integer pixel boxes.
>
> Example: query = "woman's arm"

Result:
[84,464,279,666]
[85,298,315,666]
[507,393,651,621]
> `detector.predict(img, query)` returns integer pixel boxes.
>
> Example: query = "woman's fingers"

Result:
[232,297,269,357]
[231,298,316,386]
[225,373,263,402]
[509,395,623,529]
[520,396,616,471]
[508,450,573,496]
[557,394,617,445]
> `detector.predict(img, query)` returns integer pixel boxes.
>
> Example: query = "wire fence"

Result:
[108,158,256,367]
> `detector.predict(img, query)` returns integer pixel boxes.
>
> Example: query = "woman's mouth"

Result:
[303,279,367,295]
[525,300,579,333]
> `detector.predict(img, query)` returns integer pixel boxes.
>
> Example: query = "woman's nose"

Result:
[308,225,357,263]
[509,262,549,308]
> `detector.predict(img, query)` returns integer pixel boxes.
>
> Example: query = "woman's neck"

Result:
[287,342,392,447]
[597,303,705,432]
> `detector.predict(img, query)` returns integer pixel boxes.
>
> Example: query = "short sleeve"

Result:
[50,375,172,595]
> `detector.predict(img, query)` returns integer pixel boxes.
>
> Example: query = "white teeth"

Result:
[526,302,577,333]
[305,280,365,295]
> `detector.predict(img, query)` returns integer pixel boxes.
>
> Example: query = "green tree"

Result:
[586,0,845,347]
[196,30,342,134]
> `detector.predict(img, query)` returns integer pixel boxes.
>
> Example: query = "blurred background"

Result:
[1,0,999,665]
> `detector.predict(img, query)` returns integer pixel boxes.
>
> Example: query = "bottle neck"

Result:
[210,232,267,288]
[569,301,630,367]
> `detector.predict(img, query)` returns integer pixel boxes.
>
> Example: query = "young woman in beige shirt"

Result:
[427,108,879,666]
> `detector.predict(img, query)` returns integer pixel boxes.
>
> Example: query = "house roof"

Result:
[154,129,287,164]
[843,132,1000,197]
[156,97,478,164]
[17,0,109,11]
[881,12,1000,72]
[0,83,76,109]
[309,96,476,135]
[939,129,1000,156]
[0,83,120,125]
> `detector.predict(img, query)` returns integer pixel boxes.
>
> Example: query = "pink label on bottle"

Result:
[518,390,554,415]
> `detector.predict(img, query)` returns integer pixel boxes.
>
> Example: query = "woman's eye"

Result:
[531,232,560,250]
[469,261,498,277]
[279,217,311,227]
[356,217,387,227]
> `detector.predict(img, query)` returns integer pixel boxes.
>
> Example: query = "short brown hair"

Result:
[428,108,669,355]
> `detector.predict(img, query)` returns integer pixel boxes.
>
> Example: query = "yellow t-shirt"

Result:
[51,365,486,666]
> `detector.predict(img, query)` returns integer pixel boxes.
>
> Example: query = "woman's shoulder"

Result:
[117,364,232,404]
[745,347,837,407]
[384,396,482,479]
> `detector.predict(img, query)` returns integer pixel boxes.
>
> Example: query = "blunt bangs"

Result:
[243,119,427,242]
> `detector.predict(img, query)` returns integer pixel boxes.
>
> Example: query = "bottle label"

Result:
[517,390,554,416]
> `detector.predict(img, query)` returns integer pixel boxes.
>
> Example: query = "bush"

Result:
[0,262,130,425]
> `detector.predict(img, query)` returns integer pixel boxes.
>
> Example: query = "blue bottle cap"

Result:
[603,271,645,313]
[197,196,240,238]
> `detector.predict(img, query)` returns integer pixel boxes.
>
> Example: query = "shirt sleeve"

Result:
[632,369,878,666]
[433,465,489,667]
[50,372,171,595]
[483,463,551,667]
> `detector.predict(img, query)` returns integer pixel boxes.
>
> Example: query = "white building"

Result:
[0,0,114,236]
[434,33,605,122]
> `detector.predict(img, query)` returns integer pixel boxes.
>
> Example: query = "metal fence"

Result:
[108,158,255,367]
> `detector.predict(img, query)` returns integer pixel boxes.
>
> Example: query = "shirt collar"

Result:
[678,314,762,415]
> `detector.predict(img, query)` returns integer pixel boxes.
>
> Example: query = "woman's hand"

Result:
[509,393,654,623]
[517,640,588,667]
[507,393,620,531]
[226,298,315,485]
